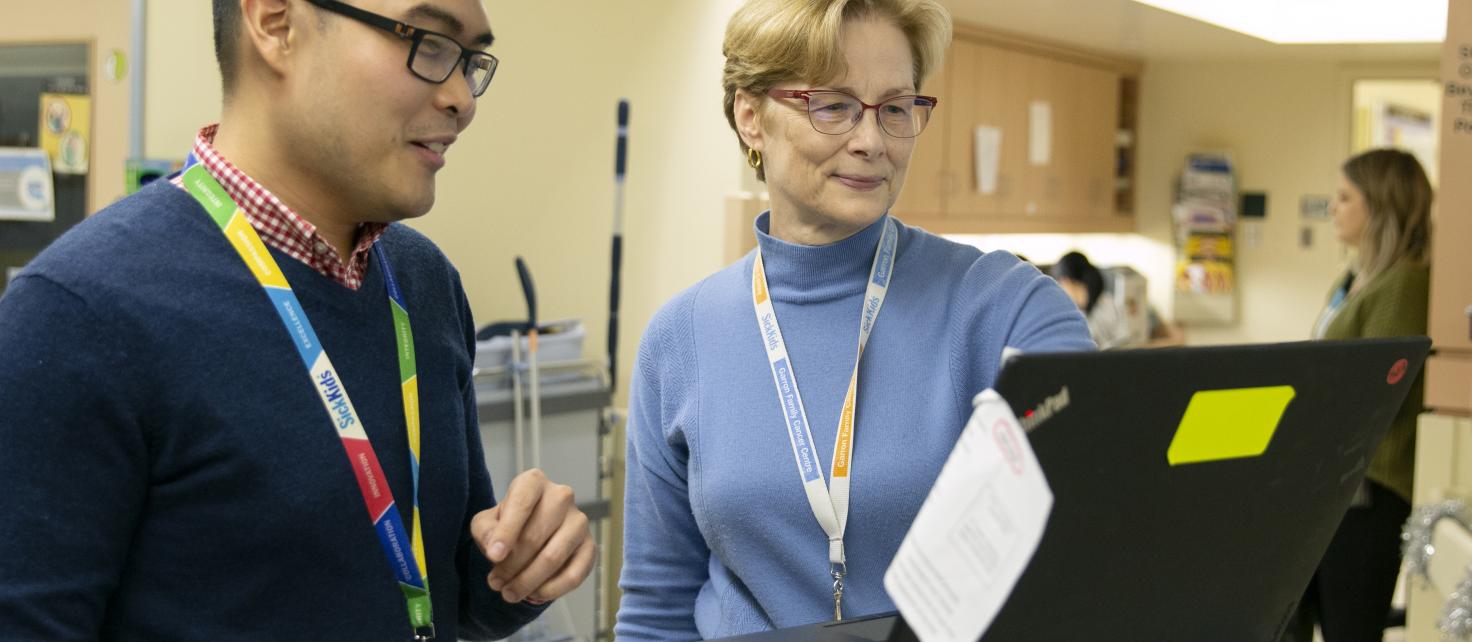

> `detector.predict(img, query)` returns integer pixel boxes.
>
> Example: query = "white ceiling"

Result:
[940,0,1442,63]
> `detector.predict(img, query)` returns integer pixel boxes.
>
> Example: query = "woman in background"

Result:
[1285,148,1433,642]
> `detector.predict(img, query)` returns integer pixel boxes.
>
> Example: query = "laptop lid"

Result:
[707,338,1429,642]
[974,337,1429,641]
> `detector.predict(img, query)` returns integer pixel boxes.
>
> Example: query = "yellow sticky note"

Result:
[1167,386,1296,466]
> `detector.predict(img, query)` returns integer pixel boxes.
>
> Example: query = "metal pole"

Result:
[128,0,147,160]
[510,329,525,474]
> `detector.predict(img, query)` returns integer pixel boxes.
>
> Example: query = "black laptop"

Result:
[710,337,1430,642]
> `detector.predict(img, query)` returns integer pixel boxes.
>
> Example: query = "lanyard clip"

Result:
[413,625,436,641]
[831,562,847,621]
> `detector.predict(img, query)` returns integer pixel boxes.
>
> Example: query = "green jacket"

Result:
[1320,260,1429,503]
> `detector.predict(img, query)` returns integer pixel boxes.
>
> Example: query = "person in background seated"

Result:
[1049,250,1185,349]
[1050,251,1135,350]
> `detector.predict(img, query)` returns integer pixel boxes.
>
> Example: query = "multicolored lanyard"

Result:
[750,217,897,621]
[180,165,435,640]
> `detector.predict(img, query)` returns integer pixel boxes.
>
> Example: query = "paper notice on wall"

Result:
[974,126,1002,194]
[1029,101,1052,166]
[38,93,90,175]
[0,148,55,222]
[883,389,1053,642]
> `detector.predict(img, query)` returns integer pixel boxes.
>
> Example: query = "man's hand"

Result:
[471,469,596,605]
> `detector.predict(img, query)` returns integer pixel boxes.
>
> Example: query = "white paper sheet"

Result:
[973,126,1002,195]
[1028,101,1052,167]
[883,389,1053,642]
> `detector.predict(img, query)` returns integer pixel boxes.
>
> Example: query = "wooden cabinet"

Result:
[1425,0,1472,413]
[891,23,1141,234]
[896,43,951,218]
[939,39,1020,221]
[1428,84,1472,356]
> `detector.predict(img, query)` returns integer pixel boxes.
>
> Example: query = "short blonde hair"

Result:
[1342,149,1433,285]
[722,0,952,180]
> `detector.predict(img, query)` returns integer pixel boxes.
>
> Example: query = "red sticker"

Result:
[1387,358,1409,385]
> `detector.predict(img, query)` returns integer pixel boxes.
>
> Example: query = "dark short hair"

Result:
[213,0,242,94]
[1049,251,1104,313]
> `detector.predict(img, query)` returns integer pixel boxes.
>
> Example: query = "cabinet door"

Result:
[1429,75,1472,352]
[1429,199,1472,352]
[1073,63,1121,221]
[904,32,1136,233]
[1018,49,1058,219]
[944,42,1031,222]
[1026,56,1118,223]
[890,43,951,220]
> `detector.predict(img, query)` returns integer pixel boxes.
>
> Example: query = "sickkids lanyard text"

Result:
[180,165,435,640]
[750,217,897,621]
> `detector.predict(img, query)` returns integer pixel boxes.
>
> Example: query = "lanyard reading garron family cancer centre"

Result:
[180,165,436,641]
[751,218,897,622]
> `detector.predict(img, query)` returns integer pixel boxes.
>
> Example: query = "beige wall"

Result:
[143,1,220,160]
[142,1,747,404]
[1134,59,1438,346]
[2,0,133,215]
[409,1,745,406]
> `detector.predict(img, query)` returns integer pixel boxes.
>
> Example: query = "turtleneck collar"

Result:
[753,212,891,304]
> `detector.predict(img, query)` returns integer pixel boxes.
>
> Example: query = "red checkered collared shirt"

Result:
[170,124,387,290]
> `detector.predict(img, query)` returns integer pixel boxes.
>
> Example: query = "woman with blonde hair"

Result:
[1286,148,1433,642]
[615,1,1092,638]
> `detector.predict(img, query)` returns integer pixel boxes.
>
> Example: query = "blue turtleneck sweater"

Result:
[615,214,1094,640]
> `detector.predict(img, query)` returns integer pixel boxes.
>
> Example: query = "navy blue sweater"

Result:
[0,181,540,640]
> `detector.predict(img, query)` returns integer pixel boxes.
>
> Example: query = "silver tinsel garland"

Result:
[1400,500,1472,639]
[1405,500,1471,585]
[1442,570,1472,641]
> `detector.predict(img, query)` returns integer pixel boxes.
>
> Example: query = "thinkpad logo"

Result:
[1019,386,1070,432]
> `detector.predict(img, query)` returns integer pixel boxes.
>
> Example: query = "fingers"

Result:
[492,506,592,604]
[487,480,576,594]
[470,469,596,605]
[524,535,598,604]
[483,469,549,563]
[469,505,501,559]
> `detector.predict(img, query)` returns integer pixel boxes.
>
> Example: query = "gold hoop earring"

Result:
[746,148,762,170]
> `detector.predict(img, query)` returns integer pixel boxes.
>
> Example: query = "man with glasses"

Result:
[0,1,592,640]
